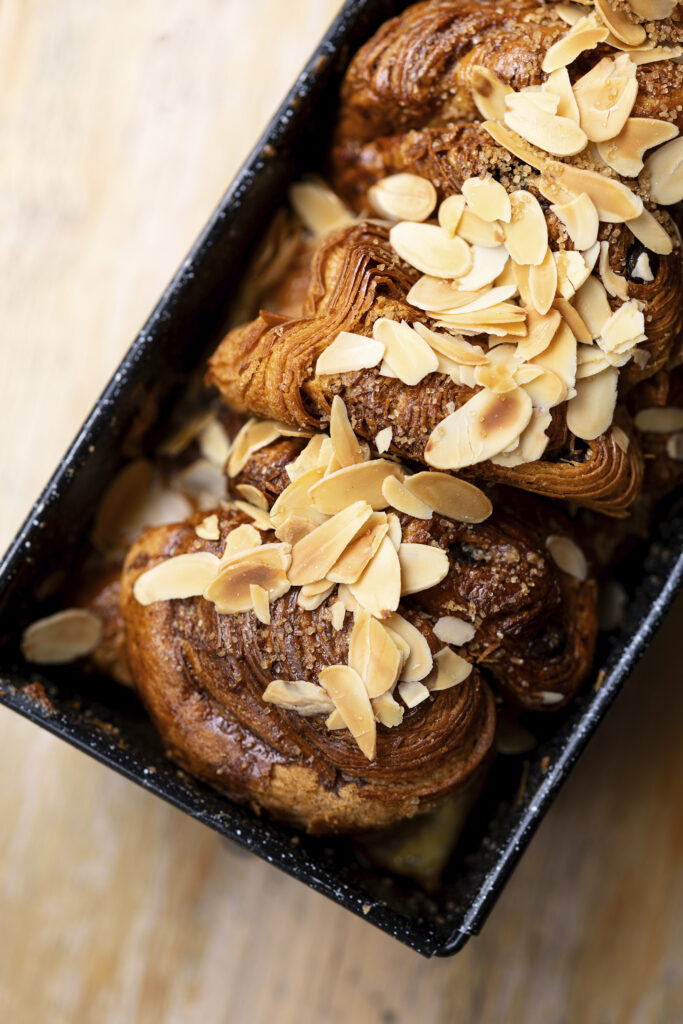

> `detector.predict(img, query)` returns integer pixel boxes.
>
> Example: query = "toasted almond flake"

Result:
[250,583,271,624]
[407,472,493,526]
[567,366,619,439]
[315,331,384,376]
[387,513,402,550]
[574,275,613,337]
[389,222,472,279]
[349,534,401,619]
[319,665,377,759]
[227,419,283,477]
[544,68,581,123]
[434,616,476,646]
[612,425,630,452]
[205,544,291,613]
[599,301,645,353]
[438,194,467,238]
[329,395,364,468]
[412,323,487,365]
[573,55,638,143]
[372,318,439,385]
[329,600,346,631]
[235,484,269,510]
[160,409,217,457]
[398,543,450,595]
[92,460,194,555]
[550,192,599,250]
[375,427,393,453]
[383,613,433,682]
[531,319,577,397]
[627,0,675,16]
[555,2,586,25]
[263,679,335,716]
[134,552,220,606]
[327,516,389,584]
[398,681,431,707]
[470,65,514,121]
[553,298,592,343]
[482,121,549,173]
[627,43,682,64]
[522,368,566,408]
[298,580,335,611]
[382,475,433,519]
[599,241,629,300]
[529,248,558,315]
[289,179,354,237]
[582,241,600,274]
[462,176,511,223]
[445,285,517,318]
[504,93,588,157]
[554,250,590,300]
[288,501,373,585]
[546,534,588,581]
[363,618,403,697]
[438,303,526,337]
[576,344,612,378]
[538,690,565,706]
[233,500,272,530]
[541,15,609,74]
[426,387,533,469]
[503,191,548,266]
[285,436,325,482]
[628,208,673,256]
[541,161,642,222]
[594,0,645,45]
[372,692,405,727]
[221,523,262,561]
[21,609,103,665]
[270,467,326,527]
[598,118,678,178]
[634,407,683,432]
[512,262,533,310]
[348,610,371,680]
[666,433,683,460]
[368,173,437,222]
[491,407,552,465]
[326,709,347,730]
[455,209,505,248]
[453,246,509,291]
[198,418,232,468]
[195,514,220,540]
[408,276,481,311]
[428,647,473,690]
[309,460,402,515]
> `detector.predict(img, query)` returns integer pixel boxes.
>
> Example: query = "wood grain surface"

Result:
[1,2,682,1021]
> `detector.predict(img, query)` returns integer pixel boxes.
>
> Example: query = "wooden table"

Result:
[1,2,682,1020]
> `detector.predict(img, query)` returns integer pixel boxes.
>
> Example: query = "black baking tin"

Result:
[1,0,682,958]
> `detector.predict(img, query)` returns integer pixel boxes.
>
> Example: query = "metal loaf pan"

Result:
[1,0,681,957]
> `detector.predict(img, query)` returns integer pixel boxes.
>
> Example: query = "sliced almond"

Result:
[517,307,563,360]
[387,513,402,550]
[373,427,392,454]
[228,419,282,477]
[319,665,377,760]
[289,179,354,237]
[315,331,384,376]
[574,275,613,337]
[426,387,533,469]
[573,55,638,143]
[160,409,217,458]
[504,93,588,157]
[389,222,472,279]
[541,15,609,74]
[382,475,433,519]
[326,709,347,730]
[368,173,437,222]
[221,523,262,560]
[482,121,550,173]
[612,425,631,453]
[250,583,271,624]
[594,0,645,45]
[503,191,548,266]
[408,276,483,312]
[541,160,642,222]
[554,249,590,299]
[628,208,673,256]
[288,501,373,585]
[531,318,577,399]
[232,500,272,530]
[470,65,514,121]
[198,418,232,468]
[349,534,401,619]
[398,543,450,595]
[372,318,439,385]
[453,246,509,291]
[433,616,476,646]
[566,366,619,439]
[330,599,346,630]
[205,544,291,613]
[599,301,645,353]
[134,552,220,606]
[553,298,592,343]
[235,484,268,510]
[522,369,566,408]
[309,460,401,515]
[554,3,586,26]
[263,679,335,716]
[195,514,220,541]
[666,432,683,459]
[491,407,552,465]
[475,347,519,394]
[627,0,676,16]
[364,618,403,697]
[529,247,558,315]
[298,580,335,611]
[348,611,371,679]
[405,471,492,523]
[428,647,473,690]
[372,692,405,727]
[438,194,467,238]
[454,208,505,248]
[93,459,193,555]
[384,613,433,682]
[599,241,629,300]
[598,118,678,178]
[634,407,683,433]
[398,681,431,708]
[550,192,599,250]
[576,344,612,378]
[545,535,588,581]
[626,43,682,64]
[543,68,580,123]
[269,467,326,528]
[412,323,487,366]
[462,176,511,223]
[329,395,364,468]
[327,516,389,584]
[21,609,102,665]
[285,435,326,482]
